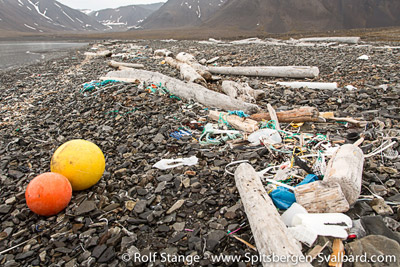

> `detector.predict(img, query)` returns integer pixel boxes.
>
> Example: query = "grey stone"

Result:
[155,181,167,193]
[134,200,147,214]
[345,235,400,267]
[168,232,186,243]
[75,201,97,216]
[92,244,107,259]
[55,247,72,254]
[15,251,34,261]
[157,174,174,182]
[0,204,12,214]
[98,247,115,263]
[153,133,165,143]
[78,250,91,263]
[370,184,388,197]
[172,222,185,232]
[361,216,400,244]
[8,170,24,179]
[370,198,393,216]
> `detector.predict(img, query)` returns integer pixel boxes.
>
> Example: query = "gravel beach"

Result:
[0,38,400,266]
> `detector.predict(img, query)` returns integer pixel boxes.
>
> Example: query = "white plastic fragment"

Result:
[292,213,352,239]
[287,225,318,247]
[153,156,198,170]
[277,82,338,90]
[281,203,353,242]
[357,55,369,60]
[281,203,308,227]
[345,85,357,91]
[248,129,282,146]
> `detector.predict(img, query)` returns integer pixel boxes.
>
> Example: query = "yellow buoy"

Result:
[51,139,105,191]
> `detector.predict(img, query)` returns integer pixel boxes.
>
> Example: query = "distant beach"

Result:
[0,41,88,70]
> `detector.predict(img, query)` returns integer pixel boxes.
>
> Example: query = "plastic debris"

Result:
[81,80,121,94]
[199,123,242,145]
[153,156,198,170]
[248,129,282,146]
[282,203,353,246]
[357,55,369,60]
[269,174,319,210]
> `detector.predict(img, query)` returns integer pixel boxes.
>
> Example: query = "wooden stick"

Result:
[208,66,319,78]
[267,104,281,131]
[234,163,311,267]
[328,239,345,267]
[327,117,368,128]
[208,110,259,133]
[108,60,144,69]
[250,107,320,123]
[101,69,260,114]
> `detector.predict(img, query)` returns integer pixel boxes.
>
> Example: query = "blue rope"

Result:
[228,110,249,118]
[81,80,121,93]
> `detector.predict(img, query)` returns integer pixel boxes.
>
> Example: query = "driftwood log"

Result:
[277,82,337,90]
[250,107,319,123]
[176,52,212,80]
[294,181,350,213]
[323,144,364,205]
[299,37,360,44]
[108,60,144,69]
[221,81,265,103]
[84,50,112,58]
[208,66,319,78]
[165,57,206,85]
[235,163,311,267]
[101,69,260,114]
[208,111,259,133]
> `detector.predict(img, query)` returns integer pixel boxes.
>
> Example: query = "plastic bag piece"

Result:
[248,129,282,146]
[153,156,198,170]
[292,213,352,239]
[270,174,319,210]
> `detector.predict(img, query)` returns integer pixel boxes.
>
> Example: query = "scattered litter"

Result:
[357,55,369,60]
[153,156,198,170]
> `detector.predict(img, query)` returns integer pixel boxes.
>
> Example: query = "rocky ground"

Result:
[0,38,400,267]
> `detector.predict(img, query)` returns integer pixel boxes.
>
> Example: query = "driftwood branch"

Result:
[176,52,212,80]
[250,107,320,123]
[208,66,319,78]
[101,69,260,114]
[221,81,265,103]
[208,110,259,133]
[165,57,207,85]
[235,163,311,267]
[108,60,144,70]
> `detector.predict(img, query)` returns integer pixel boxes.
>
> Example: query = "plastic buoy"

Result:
[25,172,72,216]
[50,139,105,191]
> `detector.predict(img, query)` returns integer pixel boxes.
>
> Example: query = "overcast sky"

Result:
[57,0,167,10]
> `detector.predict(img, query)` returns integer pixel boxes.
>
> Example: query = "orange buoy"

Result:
[50,139,105,191]
[25,172,72,216]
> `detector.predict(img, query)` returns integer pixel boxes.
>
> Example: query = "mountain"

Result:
[139,0,228,29]
[203,0,400,33]
[0,0,107,33]
[89,3,164,31]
